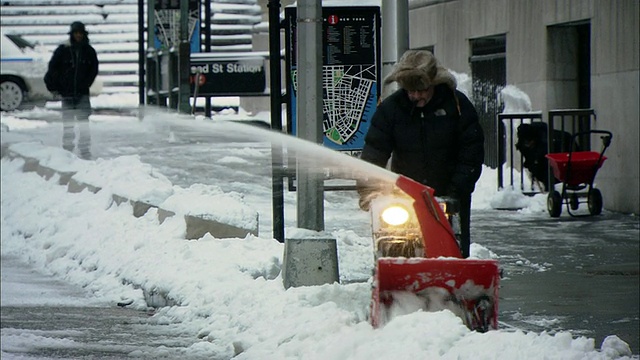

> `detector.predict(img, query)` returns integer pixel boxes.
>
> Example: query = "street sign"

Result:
[189,54,266,96]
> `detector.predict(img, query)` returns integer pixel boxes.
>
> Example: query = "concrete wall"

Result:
[589,1,639,214]
[408,0,639,214]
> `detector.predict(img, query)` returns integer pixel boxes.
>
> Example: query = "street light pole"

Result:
[381,0,409,100]
[295,0,324,231]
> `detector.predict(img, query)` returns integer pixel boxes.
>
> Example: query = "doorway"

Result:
[547,22,592,145]
[470,35,506,169]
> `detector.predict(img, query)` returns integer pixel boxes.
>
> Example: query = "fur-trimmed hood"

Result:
[384,50,457,91]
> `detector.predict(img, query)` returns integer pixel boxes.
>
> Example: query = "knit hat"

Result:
[384,50,457,91]
[68,21,87,34]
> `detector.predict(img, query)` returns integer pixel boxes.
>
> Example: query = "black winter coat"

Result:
[45,39,98,98]
[360,85,484,196]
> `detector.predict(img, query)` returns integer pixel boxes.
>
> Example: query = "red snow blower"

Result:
[369,175,500,332]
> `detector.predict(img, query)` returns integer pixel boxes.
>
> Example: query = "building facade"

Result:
[408,0,639,213]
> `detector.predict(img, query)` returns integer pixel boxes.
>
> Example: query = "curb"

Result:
[3,147,258,240]
[3,144,260,309]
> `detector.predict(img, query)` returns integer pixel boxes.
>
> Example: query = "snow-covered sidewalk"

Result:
[1,138,636,359]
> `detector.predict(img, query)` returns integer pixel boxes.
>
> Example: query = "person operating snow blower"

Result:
[358,50,484,258]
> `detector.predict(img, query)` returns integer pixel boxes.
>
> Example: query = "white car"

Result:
[0,31,102,111]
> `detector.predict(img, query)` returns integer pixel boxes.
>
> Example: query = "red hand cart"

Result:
[544,130,612,217]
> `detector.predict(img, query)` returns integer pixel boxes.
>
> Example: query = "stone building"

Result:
[406,0,638,213]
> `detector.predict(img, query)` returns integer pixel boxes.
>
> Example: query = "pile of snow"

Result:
[1,87,635,359]
[0,145,634,360]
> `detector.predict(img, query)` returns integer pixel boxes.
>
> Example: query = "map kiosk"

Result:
[284,5,382,157]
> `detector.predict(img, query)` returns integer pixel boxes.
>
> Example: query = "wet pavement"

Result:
[0,256,206,359]
[1,306,202,359]
[473,210,639,353]
[1,111,639,356]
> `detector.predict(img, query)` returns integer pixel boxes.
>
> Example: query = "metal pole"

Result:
[192,71,201,115]
[381,0,409,99]
[268,0,285,242]
[146,0,156,106]
[178,0,192,113]
[138,0,145,105]
[204,0,212,118]
[147,0,155,50]
[267,0,283,134]
[295,0,324,231]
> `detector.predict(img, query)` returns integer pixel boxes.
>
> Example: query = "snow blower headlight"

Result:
[380,205,410,226]
[372,197,423,258]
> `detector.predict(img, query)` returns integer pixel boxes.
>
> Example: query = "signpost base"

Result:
[282,238,339,289]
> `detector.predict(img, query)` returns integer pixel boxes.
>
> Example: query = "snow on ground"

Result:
[1,93,635,358]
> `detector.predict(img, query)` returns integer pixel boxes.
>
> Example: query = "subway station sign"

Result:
[189,54,266,96]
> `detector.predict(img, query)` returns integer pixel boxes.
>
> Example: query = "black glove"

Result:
[358,196,372,212]
[356,179,381,211]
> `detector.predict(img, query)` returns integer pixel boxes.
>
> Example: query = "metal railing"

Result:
[548,109,595,154]
[496,112,544,194]
[496,109,596,195]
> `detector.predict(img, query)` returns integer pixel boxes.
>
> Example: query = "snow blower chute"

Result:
[369,175,500,331]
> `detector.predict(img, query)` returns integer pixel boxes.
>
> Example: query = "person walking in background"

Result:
[358,50,485,258]
[44,21,98,160]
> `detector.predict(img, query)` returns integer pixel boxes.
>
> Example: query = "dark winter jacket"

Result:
[360,85,485,196]
[45,36,98,98]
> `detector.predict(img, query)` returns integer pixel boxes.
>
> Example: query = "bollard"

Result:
[282,238,339,289]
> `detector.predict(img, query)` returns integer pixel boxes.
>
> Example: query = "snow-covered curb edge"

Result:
[2,143,258,241]
[2,143,264,307]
